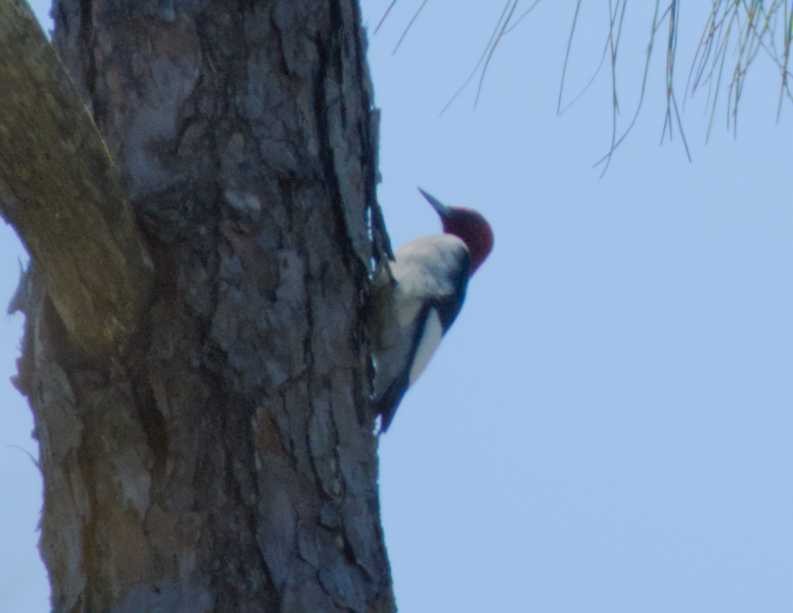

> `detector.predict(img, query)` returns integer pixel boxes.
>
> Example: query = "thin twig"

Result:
[392,0,430,54]
[440,1,514,114]
[504,0,544,35]
[558,0,585,114]
[594,0,662,173]
[375,0,398,34]
[474,0,519,108]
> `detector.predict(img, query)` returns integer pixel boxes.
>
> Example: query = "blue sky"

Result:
[2,2,792,611]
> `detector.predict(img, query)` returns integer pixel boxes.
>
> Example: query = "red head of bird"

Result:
[418,188,494,273]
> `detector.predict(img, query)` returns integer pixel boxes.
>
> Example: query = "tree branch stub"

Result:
[0,0,153,356]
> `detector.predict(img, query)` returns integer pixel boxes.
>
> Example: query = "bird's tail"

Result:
[373,372,409,434]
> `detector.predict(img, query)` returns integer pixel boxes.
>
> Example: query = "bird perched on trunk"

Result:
[370,188,494,432]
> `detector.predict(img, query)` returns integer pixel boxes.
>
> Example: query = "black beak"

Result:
[418,187,450,218]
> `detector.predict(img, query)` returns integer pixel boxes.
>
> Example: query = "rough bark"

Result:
[0,0,153,356]
[8,1,394,611]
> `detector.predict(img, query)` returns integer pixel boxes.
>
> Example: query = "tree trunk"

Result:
[10,1,394,610]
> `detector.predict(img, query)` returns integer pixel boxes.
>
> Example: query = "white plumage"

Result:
[370,234,470,431]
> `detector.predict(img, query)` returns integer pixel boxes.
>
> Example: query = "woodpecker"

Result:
[370,188,494,432]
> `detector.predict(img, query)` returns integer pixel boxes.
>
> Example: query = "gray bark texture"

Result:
[4,0,395,611]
